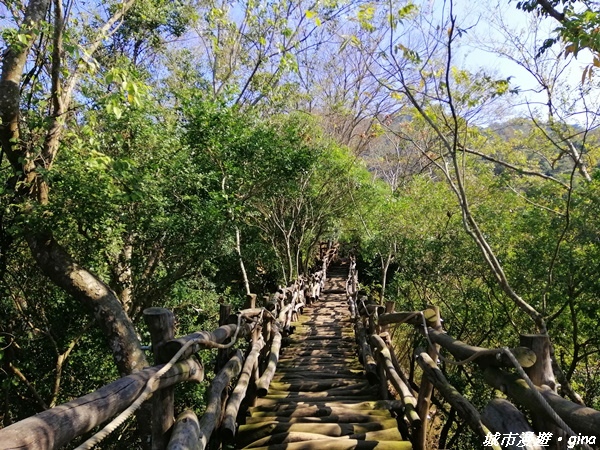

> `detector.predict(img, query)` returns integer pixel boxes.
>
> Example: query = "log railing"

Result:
[346,268,600,450]
[5,253,598,450]
[0,270,317,450]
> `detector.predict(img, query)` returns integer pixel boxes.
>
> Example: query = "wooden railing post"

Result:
[519,334,556,390]
[381,301,395,334]
[144,307,176,450]
[520,334,563,448]
[245,293,257,309]
[415,305,441,450]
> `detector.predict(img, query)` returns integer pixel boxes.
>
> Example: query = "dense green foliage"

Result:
[2,0,600,448]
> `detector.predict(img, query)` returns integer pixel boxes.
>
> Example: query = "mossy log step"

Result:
[244,428,404,448]
[278,358,360,365]
[299,316,350,321]
[249,400,394,413]
[237,419,399,447]
[246,439,412,450]
[288,335,354,341]
[291,335,355,341]
[292,329,354,336]
[281,350,357,357]
[249,407,393,418]
[300,317,350,322]
[244,413,393,424]
[256,395,378,406]
[272,376,365,384]
[278,358,361,364]
[277,363,363,377]
[274,369,365,376]
[285,336,354,341]
[282,349,356,355]
[274,369,365,378]
[284,342,354,348]
[273,371,364,379]
[277,362,363,369]
[261,388,378,400]
[268,380,367,391]
[275,367,365,374]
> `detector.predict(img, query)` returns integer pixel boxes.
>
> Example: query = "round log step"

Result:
[231,265,412,449]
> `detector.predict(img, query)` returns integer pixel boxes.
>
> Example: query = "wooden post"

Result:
[258,312,273,376]
[215,304,232,373]
[383,302,395,334]
[355,319,378,385]
[415,305,441,450]
[519,334,556,390]
[375,352,389,400]
[520,334,562,448]
[245,294,257,309]
[144,307,176,450]
[167,410,200,450]
[416,351,498,448]
[481,399,542,450]
[371,335,420,425]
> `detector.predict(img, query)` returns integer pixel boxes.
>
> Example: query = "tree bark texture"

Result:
[483,366,600,437]
[481,399,542,450]
[370,335,420,425]
[221,338,265,440]
[28,233,148,376]
[416,351,497,447]
[197,350,244,450]
[166,410,201,450]
[256,330,282,397]
[0,359,203,450]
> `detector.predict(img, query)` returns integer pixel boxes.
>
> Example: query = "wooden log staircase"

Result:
[5,255,599,449]
[236,264,412,450]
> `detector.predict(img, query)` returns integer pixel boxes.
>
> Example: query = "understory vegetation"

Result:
[2,0,600,447]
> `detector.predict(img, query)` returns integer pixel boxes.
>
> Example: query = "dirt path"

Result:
[236,264,412,449]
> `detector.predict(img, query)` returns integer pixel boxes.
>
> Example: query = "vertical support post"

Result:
[381,301,395,334]
[519,334,556,390]
[415,305,441,450]
[143,307,175,450]
[520,334,562,449]
[215,304,232,373]
[245,293,257,309]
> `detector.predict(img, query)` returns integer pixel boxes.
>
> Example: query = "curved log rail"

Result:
[0,265,318,450]
[237,262,411,450]
[349,275,600,450]
[2,250,599,450]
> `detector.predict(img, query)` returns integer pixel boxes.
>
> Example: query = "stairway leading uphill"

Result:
[236,263,413,449]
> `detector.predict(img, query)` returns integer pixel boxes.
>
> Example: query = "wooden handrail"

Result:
[0,272,311,450]
[0,359,203,450]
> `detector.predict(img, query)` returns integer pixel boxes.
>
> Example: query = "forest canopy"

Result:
[2,0,600,447]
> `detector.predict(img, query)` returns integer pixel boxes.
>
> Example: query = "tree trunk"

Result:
[27,232,147,376]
